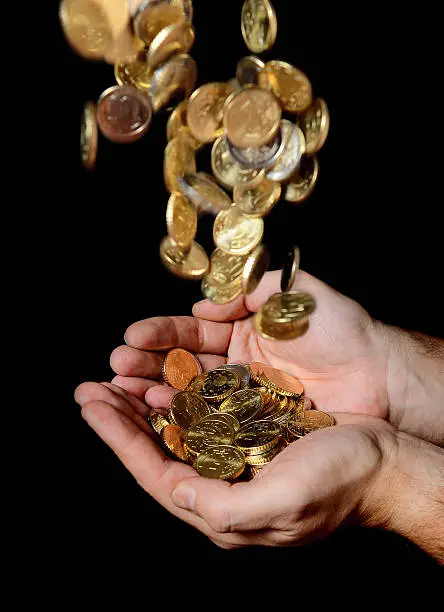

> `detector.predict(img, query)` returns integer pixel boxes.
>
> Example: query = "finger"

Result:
[146,385,177,409]
[110,346,165,378]
[100,382,151,418]
[192,296,248,322]
[329,412,394,431]
[75,382,154,438]
[111,375,158,401]
[125,316,233,355]
[197,354,227,371]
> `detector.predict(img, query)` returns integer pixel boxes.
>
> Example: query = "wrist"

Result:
[359,430,444,562]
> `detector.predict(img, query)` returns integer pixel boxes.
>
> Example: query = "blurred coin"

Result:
[211,136,265,191]
[214,365,251,390]
[115,48,152,92]
[280,246,300,292]
[302,410,335,428]
[234,178,281,217]
[166,192,198,252]
[228,129,284,170]
[187,83,231,144]
[169,391,212,429]
[236,55,265,86]
[171,0,193,21]
[298,98,330,154]
[224,87,282,149]
[162,348,202,390]
[189,369,241,402]
[201,277,243,305]
[266,120,305,182]
[97,85,152,143]
[134,0,185,43]
[199,412,241,433]
[241,0,277,54]
[242,244,270,294]
[160,236,209,279]
[261,291,316,323]
[150,53,197,112]
[214,206,264,255]
[149,410,170,435]
[194,445,246,480]
[259,60,312,113]
[219,389,263,425]
[148,22,195,70]
[164,135,196,192]
[166,100,203,150]
[80,101,98,170]
[161,424,192,462]
[186,420,235,455]
[235,420,281,454]
[254,310,309,341]
[207,249,249,287]
[180,173,232,215]
[250,362,304,397]
[285,155,319,203]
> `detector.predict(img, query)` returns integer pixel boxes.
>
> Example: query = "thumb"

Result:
[171,473,289,533]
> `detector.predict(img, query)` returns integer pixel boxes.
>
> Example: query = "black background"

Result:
[46,0,443,591]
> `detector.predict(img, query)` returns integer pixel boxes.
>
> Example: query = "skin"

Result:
[74,270,444,561]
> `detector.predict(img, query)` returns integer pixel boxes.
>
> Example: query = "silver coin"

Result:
[236,55,265,86]
[177,173,231,216]
[228,129,284,170]
[213,364,251,389]
[266,120,305,182]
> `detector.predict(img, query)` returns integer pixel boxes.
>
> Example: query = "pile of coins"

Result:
[62,0,329,340]
[151,348,335,481]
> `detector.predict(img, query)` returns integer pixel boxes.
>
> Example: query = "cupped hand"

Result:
[74,380,396,549]
[109,269,389,418]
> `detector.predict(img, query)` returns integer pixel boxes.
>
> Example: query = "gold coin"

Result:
[193,445,246,480]
[115,49,152,93]
[134,0,185,44]
[280,246,300,293]
[224,87,282,149]
[186,420,235,455]
[164,135,196,193]
[234,178,281,218]
[211,136,265,191]
[201,277,243,305]
[235,420,281,453]
[189,370,240,403]
[255,309,309,341]
[187,83,231,144]
[166,192,197,252]
[219,389,263,425]
[181,173,232,216]
[166,100,202,150]
[261,291,316,323]
[161,424,191,462]
[250,362,304,397]
[258,60,313,114]
[171,0,193,21]
[236,55,265,87]
[80,101,98,171]
[59,0,126,60]
[199,412,241,433]
[148,22,195,70]
[284,155,319,203]
[160,236,209,280]
[228,132,285,171]
[244,440,285,465]
[213,206,264,256]
[149,410,170,435]
[242,244,269,294]
[301,410,335,429]
[241,0,277,54]
[298,98,330,155]
[286,420,309,439]
[150,53,197,112]
[207,249,249,287]
[266,120,305,183]
[169,391,212,430]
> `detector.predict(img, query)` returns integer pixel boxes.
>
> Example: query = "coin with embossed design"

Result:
[134,0,185,44]
[148,22,195,70]
[285,155,319,203]
[166,192,197,252]
[214,206,264,256]
[234,178,281,218]
[194,445,246,480]
[266,120,305,182]
[166,100,202,150]
[169,391,212,429]
[211,136,265,191]
[228,129,284,170]
[259,60,313,113]
[186,419,235,455]
[97,85,152,143]
[236,55,265,86]
[207,249,249,287]
[199,412,241,433]
[219,389,263,425]
[224,87,282,149]
[235,420,281,454]
[214,365,251,390]
[241,0,277,54]
[261,291,316,323]
[160,236,209,279]
[150,53,197,112]
[254,310,309,341]
[189,370,240,402]
[250,363,304,397]
[298,98,330,155]
[201,277,243,305]
[162,348,202,390]
[164,135,196,193]
[301,410,335,429]
[181,173,232,215]
[115,49,152,93]
[187,83,232,144]
[149,410,170,435]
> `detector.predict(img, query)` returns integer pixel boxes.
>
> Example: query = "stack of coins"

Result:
[62,1,328,340]
[150,349,335,481]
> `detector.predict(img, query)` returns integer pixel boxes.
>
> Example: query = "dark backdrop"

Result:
[47,0,442,591]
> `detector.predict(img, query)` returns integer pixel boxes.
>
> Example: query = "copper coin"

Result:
[161,424,191,462]
[97,85,152,143]
[162,348,202,390]
[250,362,304,396]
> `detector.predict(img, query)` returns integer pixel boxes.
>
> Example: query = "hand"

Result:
[108,270,389,418]
[74,380,397,549]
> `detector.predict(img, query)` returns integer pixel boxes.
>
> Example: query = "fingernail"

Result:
[172,484,196,511]
[192,300,206,312]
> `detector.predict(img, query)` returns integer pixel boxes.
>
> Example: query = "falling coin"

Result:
[211,136,265,191]
[281,246,300,292]
[285,155,319,204]
[266,120,305,183]
[114,49,152,93]
[234,178,281,218]
[160,236,209,280]
[134,0,185,44]
[148,22,195,70]
[236,55,265,86]
[241,0,277,54]
[227,129,285,170]
[187,82,231,144]
[298,98,330,155]
[201,276,243,305]
[214,206,264,255]
[80,101,98,170]
[164,135,196,193]
[166,192,198,253]
[150,53,197,112]
[242,244,270,294]
[97,85,153,143]
[166,100,202,150]
[259,60,313,113]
